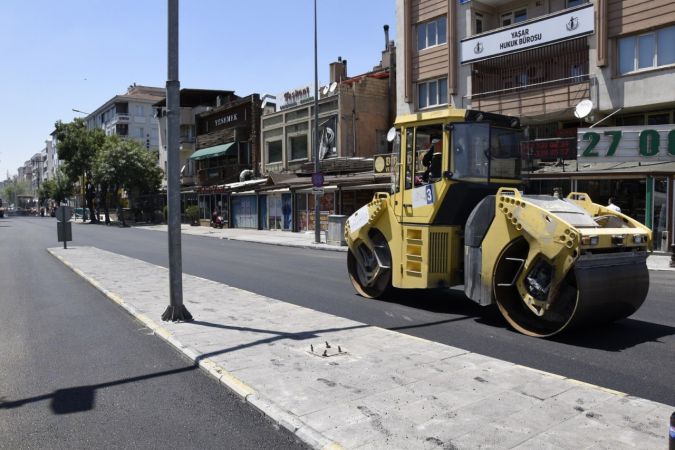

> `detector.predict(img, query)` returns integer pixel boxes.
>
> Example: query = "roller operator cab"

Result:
[345,108,652,337]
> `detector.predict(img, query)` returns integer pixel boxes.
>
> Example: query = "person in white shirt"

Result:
[607,197,621,213]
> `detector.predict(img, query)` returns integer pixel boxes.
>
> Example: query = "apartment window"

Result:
[618,25,675,74]
[501,8,527,27]
[417,78,448,109]
[135,105,144,116]
[475,12,484,34]
[289,135,308,161]
[267,140,282,163]
[136,127,144,138]
[417,16,447,51]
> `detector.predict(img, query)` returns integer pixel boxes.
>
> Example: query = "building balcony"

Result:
[469,80,590,119]
[111,113,130,125]
[467,38,590,118]
[464,2,592,40]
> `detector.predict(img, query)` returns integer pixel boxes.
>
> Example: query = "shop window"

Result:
[267,140,282,163]
[654,177,668,251]
[647,112,671,125]
[417,16,447,51]
[417,78,448,109]
[616,115,644,126]
[289,134,308,161]
[618,25,675,74]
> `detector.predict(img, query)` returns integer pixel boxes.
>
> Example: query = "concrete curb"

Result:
[46,247,343,450]
[218,236,348,253]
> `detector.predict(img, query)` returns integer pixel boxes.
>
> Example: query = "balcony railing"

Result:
[111,113,130,124]
[470,38,588,98]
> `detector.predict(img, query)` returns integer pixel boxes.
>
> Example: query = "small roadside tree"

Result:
[92,136,162,226]
[37,179,56,213]
[51,167,73,205]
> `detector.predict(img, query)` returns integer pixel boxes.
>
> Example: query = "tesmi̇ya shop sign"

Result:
[461,4,594,64]
[577,125,675,162]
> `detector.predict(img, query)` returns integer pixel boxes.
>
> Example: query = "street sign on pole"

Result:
[56,206,73,222]
[312,187,324,195]
[56,205,72,249]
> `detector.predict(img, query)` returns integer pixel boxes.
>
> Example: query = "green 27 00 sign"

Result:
[578,127,675,162]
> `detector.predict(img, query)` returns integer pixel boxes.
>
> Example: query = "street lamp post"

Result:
[313,0,321,244]
[161,0,191,322]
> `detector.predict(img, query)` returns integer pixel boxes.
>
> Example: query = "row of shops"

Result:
[175,160,673,254]
[177,172,390,233]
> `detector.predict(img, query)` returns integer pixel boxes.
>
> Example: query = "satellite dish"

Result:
[574,99,593,119]
[386,127,397,142]
[329,82,337,93]
[321,86,329,96]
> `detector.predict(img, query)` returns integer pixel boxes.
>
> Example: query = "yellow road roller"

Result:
[345,108,652,337]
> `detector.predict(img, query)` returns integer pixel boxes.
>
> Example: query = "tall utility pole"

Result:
[162,0,192,322]
[313,0,321,244]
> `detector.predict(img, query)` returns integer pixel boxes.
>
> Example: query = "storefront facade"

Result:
[528,123,675,252]
[191,94,262,221]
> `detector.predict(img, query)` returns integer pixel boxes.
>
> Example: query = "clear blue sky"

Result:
[0,0,396,179]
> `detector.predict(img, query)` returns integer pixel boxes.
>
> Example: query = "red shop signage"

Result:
[521,138,577,160]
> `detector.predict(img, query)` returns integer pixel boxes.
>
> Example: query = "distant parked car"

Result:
[73,208,86,220]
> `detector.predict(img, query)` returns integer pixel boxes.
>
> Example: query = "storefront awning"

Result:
[188,142,236,160]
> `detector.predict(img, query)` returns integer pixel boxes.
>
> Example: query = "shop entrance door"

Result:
[267,194,282,230]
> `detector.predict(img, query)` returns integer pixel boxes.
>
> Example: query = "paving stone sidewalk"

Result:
[48,246,673,449]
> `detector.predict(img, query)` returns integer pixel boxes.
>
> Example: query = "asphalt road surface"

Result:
[6,217,675,410]
[0,216,308,449]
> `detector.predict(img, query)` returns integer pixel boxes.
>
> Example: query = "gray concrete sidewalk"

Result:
[129,223,675,271]
[48,246,672,449]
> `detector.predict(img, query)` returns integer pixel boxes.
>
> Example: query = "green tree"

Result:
[51,167,73,205]
[54,118,106,222]
[37,179,56,211]
[92,136,162,225]
[0,179,30,208]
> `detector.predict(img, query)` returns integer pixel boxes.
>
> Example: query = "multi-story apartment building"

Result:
[155,89,235,189]
[44,139,58,181]
[83,84,165,152]
[397,0,675,252]
[30,153,43,194]
[18,162,31,186]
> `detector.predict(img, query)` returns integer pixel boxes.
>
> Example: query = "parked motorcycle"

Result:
[210,212,224,229]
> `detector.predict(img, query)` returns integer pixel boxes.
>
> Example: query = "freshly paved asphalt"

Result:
[0,217,308,449]
[8,216,675,407]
